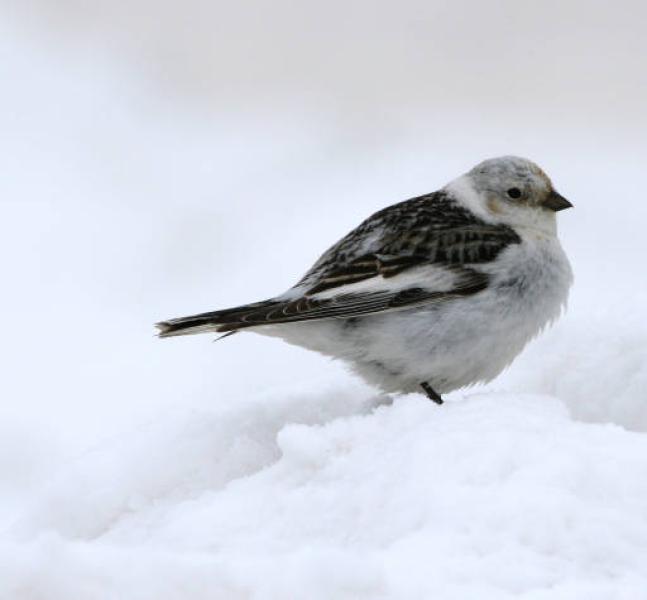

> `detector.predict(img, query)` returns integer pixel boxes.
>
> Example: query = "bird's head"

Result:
[447,156,572,233]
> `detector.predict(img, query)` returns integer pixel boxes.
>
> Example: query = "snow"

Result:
[2,6,647,599]
[3,394,647,598]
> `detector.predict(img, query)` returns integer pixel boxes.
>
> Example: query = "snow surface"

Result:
[2,6,647,599]
[4,392,647,599]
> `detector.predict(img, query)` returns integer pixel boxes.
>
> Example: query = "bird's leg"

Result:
[420,382,443,405]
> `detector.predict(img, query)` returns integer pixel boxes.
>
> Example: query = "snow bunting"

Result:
[157,156,573,403]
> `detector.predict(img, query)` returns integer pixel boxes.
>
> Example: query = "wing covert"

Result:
[299,190,520,296]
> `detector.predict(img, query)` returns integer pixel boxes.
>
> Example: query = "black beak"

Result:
[543,190,573,212]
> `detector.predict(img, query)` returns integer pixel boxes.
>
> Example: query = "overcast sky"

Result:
[4,0,647,140]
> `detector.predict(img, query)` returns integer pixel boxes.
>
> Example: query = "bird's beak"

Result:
[543,190,573,212]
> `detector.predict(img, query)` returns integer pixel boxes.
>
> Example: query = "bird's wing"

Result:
[157,268,488,335]
[222,191,520,329]
[157,190,521,337]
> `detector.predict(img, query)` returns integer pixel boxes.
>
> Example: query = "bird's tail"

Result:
[155,299,279,338]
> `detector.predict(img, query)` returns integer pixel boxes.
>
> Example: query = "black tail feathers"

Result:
[155,299,278,338]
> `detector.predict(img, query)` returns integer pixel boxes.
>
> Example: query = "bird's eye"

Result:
[506,187,522,199]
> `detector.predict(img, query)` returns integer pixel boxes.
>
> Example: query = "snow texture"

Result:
[3,392,647,599]
[2,6,647,599]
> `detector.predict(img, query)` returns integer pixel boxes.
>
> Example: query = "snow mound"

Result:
[4,392,647,599]
[495,291,647,433]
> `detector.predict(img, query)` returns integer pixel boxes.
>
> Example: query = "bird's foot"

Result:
[420,382,443,405]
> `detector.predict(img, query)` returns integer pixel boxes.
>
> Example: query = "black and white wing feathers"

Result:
[299,190,520,294]
[156,191,521,337]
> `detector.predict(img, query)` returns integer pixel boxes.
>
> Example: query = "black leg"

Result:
[420,382,443,405]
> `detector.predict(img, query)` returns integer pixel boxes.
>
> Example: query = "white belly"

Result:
[259,237,573,395]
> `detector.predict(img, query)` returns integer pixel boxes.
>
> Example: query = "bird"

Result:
[156,156,573,404]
